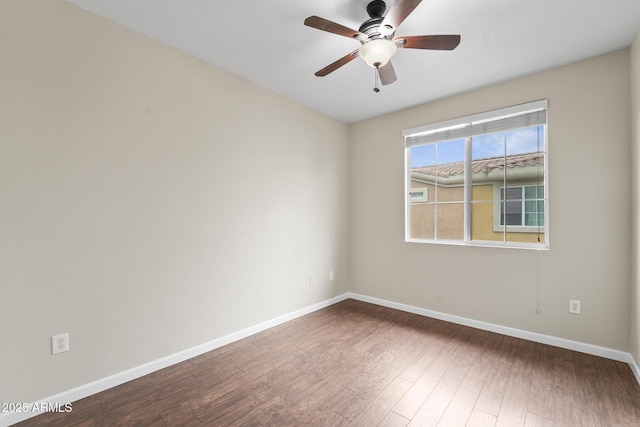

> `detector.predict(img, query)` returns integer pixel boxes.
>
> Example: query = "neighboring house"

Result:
[409,152,545,243]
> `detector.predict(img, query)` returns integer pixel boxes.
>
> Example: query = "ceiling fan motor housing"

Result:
[359,0,394,40]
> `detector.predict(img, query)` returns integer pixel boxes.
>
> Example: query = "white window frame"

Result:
[403,100,549,249]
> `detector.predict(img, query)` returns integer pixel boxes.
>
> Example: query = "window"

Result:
[499,185,544,227]
[404,100,548,248]
[409,188,429,203]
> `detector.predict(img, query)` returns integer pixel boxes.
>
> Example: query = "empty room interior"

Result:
[2,0,640,425]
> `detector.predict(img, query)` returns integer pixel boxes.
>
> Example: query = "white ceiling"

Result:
[66,0,640,124]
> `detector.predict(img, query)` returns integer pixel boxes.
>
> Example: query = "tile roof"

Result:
[412,152,544,178]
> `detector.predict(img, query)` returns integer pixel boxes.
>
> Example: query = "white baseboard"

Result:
[347,292,637,366]
[2,291,637,426]
[0,294,350,427]
[631,354,640,385]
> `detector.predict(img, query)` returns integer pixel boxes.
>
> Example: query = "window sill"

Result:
[405,238,549,250]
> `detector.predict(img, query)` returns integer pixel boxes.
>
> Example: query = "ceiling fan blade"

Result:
[378,62,397,85]
[304,16,365,40]
[315,49,359,77]
[396,35,461,50]
[381,0,423,32]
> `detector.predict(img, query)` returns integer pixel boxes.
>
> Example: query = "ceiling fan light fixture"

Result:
[359,38,397,68]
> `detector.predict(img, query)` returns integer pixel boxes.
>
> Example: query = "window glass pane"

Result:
[436,184,464,203]
[504,188,522,200]
[524,185,544,199]
[506,127,544,156]
[507,201,522,226]
[434,139,465,203]
[436,139,465,164]
[409,144,435,240]
[472,132,504,160]
[470,183,494,238]
[409,203,435,240]
[437,203,464,240]
[525,213,543,226]
[410,144,435,168]
[470,134,501,205]
[500,199,522,226]
[504,127,544,196]
[525,213,535,226]
[525,200,537,213]
[505,200,521,214]
[471,200,501,241]
[504,214,521,226]
[524,186,537,199]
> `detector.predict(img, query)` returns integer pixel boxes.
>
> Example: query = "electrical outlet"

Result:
[52,333,69,355]
[329,271,334,281]
[569,300,581,314]
[308,276,314,286]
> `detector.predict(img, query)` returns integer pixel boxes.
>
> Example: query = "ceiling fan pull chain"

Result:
[374,66,380,93]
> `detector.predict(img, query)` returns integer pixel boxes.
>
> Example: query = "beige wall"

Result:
[0,0,349,403]
[631,29,640,366]
[350,50,631,351]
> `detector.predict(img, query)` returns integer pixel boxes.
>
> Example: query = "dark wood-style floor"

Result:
[16,299,640,426]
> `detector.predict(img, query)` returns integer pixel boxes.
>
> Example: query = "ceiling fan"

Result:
[304,0,460,91]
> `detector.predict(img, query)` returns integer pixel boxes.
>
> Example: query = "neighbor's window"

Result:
[404,100,548,249]
[499,185,544,227]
